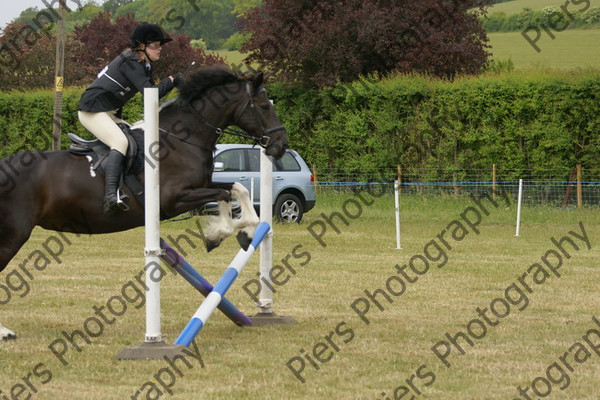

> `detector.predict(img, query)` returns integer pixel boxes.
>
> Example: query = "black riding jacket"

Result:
[78,49,174,114]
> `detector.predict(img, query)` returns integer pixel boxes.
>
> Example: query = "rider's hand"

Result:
[172,73,184,87]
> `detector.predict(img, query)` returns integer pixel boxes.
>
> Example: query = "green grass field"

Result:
[213,30,600,72]
[488,0,572,14]
[1,192,599,399]
[210,50,250,68]
[488,29,600,69]
[485,1,600,69]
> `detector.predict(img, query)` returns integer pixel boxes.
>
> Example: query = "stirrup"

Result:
[116,188,130,211]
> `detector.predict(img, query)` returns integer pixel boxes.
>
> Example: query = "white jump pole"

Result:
[174,223,271,346]
[515,179,523,237]
[258,149,274,313]
[116,88,183,359]
[394,180,401,250]
[249,148,295,325]
[144,87,162,342]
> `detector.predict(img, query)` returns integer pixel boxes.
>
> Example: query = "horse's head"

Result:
[175,66,288,160]
[232,72,288,159]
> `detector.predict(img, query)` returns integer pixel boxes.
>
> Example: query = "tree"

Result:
[0,12,226,91]
[12,7,43,26]
[103,0,135,15]
[114,0,152,22]
[72,12,139,78]
[72,12,226,80]
[240,0,493,87]
[168,0,237,49]
[232,0,262,17]
[0,22,88,90]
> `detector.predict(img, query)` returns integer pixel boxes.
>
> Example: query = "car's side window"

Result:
[214,149,245,172]
[247,149,260,172]
[275,152,301,172]
[246,149,300,172]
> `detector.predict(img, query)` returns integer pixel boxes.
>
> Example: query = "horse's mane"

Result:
[176,64,242,104]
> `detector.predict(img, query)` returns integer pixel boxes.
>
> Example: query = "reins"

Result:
[160,81,283,150]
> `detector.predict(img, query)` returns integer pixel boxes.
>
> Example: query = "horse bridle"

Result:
[184,81,285,149]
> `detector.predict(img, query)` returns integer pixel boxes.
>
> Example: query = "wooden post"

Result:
[312,164,319,193]
[576,164,582,209]
[562,166,577,208]
[492,164,497,199]
[397,165,402,194]
[52,2,66,151]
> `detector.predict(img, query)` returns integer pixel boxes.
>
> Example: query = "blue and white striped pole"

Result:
[174,222,271,347]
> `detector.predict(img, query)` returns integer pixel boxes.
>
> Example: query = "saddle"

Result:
[68,123,146,207]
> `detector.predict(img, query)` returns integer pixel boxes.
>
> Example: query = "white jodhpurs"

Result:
[78,110,128,156]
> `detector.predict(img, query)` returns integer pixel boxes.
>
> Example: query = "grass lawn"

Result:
[212,29,600,72]
[209,50,250,68]
[487,29,600,69]
[487,0,574,14]
[1,191,599,399]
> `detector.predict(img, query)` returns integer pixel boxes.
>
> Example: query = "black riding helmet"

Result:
[130,23,173,48]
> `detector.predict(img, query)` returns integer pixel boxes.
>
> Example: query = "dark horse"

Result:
[0,65,287,340]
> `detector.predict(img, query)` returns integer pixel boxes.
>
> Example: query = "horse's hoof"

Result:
[206,238,222,253]
[236,231,251,251]
[0,328,16,341]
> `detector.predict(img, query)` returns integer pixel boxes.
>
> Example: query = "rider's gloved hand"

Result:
[172,73,185,87]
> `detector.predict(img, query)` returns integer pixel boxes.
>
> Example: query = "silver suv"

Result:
[212,144,316,223]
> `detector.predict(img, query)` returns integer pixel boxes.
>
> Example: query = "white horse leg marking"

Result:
[205,200,234,246]
[0,322,16,341]
[231,182,260,238]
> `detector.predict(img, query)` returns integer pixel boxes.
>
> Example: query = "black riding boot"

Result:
[103,149,129,215]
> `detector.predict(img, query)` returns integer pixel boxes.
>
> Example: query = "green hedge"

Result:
[267,70,600,182]
[0,88,144,157]
[483,7,600,32]
[2,71,600,184]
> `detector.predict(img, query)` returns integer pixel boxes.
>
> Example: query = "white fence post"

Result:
[395,180,402,250]
[515,179,523,237]
[115,88,184,359]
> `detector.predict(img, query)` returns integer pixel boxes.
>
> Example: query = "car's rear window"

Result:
[247,149,301,172]
[276,152,301,172]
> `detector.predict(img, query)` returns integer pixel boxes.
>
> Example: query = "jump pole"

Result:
[175,222,271,346]
[159,239,253,326]
[248,149,295,325]
[116,88,185,359]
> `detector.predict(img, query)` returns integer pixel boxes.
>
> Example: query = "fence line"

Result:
[309,180,599,206]
[307,165,600,206]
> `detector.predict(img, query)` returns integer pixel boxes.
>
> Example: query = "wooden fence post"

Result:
[397,165,402,194]
[52,2,66,151]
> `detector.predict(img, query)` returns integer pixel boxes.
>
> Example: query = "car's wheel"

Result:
[274,194,303,223]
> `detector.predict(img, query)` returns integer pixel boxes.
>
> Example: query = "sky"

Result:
[0,0,93,30]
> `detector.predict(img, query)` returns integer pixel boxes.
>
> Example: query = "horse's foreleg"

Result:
[230,182,260,249]
[204,200,235,252]
[0,323,16,341]
[167,187,236,252]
